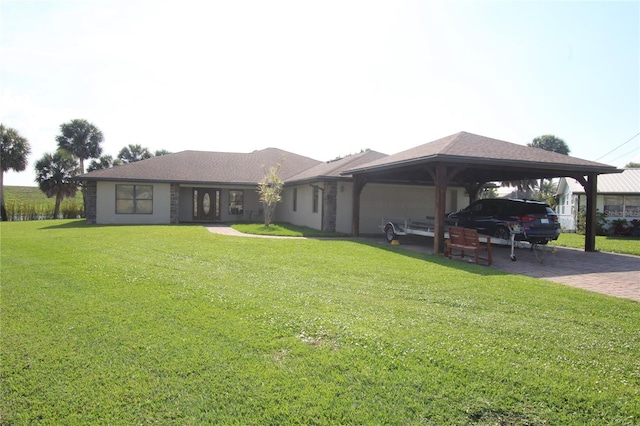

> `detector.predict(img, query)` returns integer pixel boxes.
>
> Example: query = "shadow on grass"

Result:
[341,235,510,277]
[40,220,204,230]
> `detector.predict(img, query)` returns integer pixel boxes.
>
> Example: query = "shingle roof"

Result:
[79,148,321,185]
[286,150,388,183]
[561,169,640,194]
[345,131,618,175]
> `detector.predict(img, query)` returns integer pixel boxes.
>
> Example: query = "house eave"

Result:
[343,154,621,177]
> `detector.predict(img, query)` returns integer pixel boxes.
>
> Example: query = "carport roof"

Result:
[344,131,620,183]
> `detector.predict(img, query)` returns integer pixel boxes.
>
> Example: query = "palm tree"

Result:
[87,155,123,172]
[118,144,153,163]
[1,124,31,221]
[34,150,80,218]
[538,179,558,208]
[528,135,570,194]
[55,119,104,174]
[528,134,570,155]
[502,135,571,200]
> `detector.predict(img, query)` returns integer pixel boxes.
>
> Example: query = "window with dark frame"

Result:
[116,184,153,214]
[228,190,244,215]
[312,186,319,213]
[193,189,198,218]
[293,188,297,212]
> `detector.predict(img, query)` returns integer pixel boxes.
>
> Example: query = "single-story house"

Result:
[78,131,621,251]
[78,146,468,235]
[556,168,640,232]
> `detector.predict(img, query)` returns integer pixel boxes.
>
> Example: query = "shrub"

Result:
[576,207,607,235]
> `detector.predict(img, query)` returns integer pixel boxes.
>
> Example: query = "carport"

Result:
[344,132,621,254]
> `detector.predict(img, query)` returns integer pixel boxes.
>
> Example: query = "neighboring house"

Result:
[78,132,620,241]
[556,169,640,232]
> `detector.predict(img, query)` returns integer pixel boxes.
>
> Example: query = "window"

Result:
[625,196,640,218]
[228,190,244,215]
[604,195,623,217]
[116,184,153,214]
[312,186,319,213]
[293,188,297,212]
[193,189,198,219]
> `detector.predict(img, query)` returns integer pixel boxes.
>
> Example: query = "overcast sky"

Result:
[2,0,639,186]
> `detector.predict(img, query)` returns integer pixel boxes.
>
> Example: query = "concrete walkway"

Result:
[204,224,303,239]
[205,225,640,302]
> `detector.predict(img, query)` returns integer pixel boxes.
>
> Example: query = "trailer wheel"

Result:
[494,226,510,241]
[385,225,396,243]
[510,254,517,261]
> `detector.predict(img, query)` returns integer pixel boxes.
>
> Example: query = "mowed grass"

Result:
[551,232,640,256]
[231,222,346,238]
[1,221,639,425]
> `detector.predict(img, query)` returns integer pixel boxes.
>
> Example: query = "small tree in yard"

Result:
[258,163,283,227]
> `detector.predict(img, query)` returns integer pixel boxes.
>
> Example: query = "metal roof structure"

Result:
[560,169,640,195]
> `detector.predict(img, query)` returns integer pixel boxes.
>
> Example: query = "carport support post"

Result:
[433,164,448,254]
[584,173,598,252]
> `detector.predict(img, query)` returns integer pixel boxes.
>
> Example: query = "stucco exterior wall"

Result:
[335,182,353,234]
[358,183,466,235]
[280,185,322,230]
[281,181,467,235]
[96,181,171,224]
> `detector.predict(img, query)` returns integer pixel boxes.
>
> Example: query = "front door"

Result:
[194,188,221,221]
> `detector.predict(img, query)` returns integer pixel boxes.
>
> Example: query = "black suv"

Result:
[446,198,560,244]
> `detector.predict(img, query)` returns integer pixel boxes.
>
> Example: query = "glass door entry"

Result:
[193,188,221,221]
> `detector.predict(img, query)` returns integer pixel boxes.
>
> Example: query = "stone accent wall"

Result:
[322,181,337,232]
[170,183,180,224]
[84,181,97,224]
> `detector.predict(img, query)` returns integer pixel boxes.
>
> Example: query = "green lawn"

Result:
[551,232,640,256]
[231,222,347,238]
[1,220,639,424]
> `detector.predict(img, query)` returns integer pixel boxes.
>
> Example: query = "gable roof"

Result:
[344,131,620,182]
[286,150,388,184]
[79,148,321,185]
[559,169,640,195]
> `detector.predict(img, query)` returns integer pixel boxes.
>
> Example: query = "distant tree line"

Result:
[1,119,169,220]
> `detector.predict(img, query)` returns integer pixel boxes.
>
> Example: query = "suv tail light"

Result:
[517,215,537,223]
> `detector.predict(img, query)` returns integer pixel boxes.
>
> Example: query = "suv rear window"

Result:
[526,203,549,214]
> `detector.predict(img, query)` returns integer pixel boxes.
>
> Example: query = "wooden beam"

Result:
[433,164,448,254]
[572,174,598,252]
[584,174,598,252]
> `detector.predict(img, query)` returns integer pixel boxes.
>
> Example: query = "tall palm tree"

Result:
[1,124,31,221]
[34,150,80,219]
[55,119,104,174]
[56,119,104,217]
